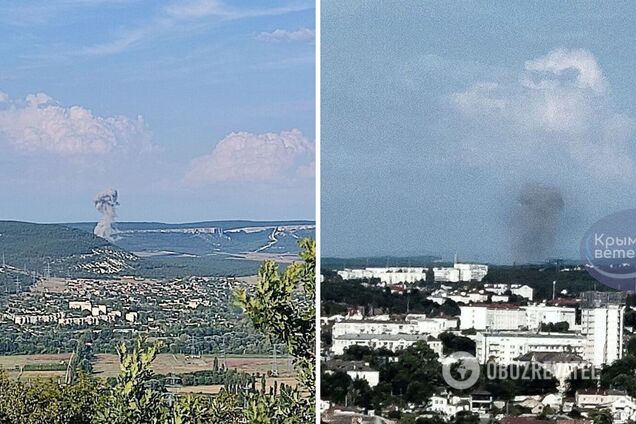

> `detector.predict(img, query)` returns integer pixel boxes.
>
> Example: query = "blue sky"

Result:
[322,1,636,263]
[0,0,315,223]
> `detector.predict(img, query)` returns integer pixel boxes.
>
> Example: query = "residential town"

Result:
[320,264,633,424]
[0,274,269,355]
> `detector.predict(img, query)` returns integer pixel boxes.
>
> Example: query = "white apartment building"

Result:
[337,263,487,284]
[6,312,65,325]
[429,392,471,417]
[324,360,381,387]
[580,305,625,367]
[483,284,534,300]
[447,292,489,304]
[337,267,428,284]
[69,301,92,312]
[332,316,457,338]
[454,263,489,282]
[524,304,577,330]
[433,267,460,282]
[332,333,443,356]
[460,305,526,331]
[459,304,576,331]
[475,331,587,364]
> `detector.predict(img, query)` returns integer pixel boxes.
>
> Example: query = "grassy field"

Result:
[0,353,295,382]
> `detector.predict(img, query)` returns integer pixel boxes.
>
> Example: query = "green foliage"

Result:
[95,337,167,424]
[235,238,316,422]
[321,278,459,316]
[590,408,613,424]
[438,332,476,355]
[321,370,352,404]
[0,371,101,424]
[539,321,569,332]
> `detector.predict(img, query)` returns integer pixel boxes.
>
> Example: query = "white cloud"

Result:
[524,48,606,93]
[185,129,314,183]
[0,91,150,155]
[83,1,313,56]
[450,48,634,179]
[256,28,315,43]
[165,0,229,19]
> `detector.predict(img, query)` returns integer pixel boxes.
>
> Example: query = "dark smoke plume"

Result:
[511,183,564,263]
[94,189,119,241]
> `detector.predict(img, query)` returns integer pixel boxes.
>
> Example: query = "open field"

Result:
[0,353,295,381]
[94,353,294,378]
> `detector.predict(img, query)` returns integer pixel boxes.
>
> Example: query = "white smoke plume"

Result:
[94,189,119,241]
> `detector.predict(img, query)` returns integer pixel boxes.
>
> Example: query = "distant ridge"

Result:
[65,219,315,232]
[64,220,315,258]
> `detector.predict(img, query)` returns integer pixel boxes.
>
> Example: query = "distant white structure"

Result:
[475,331,587,365]
[332,316,457,339]
[460,304,526,331]
[459,303,577,331]
[581,304,624,367]
[332,333,443,356]
[483,283,534,300]
[125,312,138,323]
[576,389,636,424]
[454,263,489,282]
[337,267,428,284]
[429,391,471,417]
[69,301,92,312]
[337,262,488,284]
[476,312,624,367]
[524,304,577,330]
[433,267,460,282]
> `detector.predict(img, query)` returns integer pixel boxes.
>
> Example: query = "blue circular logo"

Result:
[580,209,636,291]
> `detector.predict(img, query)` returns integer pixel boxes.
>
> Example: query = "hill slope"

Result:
[0,221,139,278]
[66,220,315,257]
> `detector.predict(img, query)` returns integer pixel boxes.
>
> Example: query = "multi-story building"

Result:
[433,267,460,282]
[337,267,428,284]
[338,263,488,284]
[454,263,489,282]
[483,283,534,300]
[460,304,525,331]
[324,360,380,387]
[459,303,577,331]
[523,304,577,330]
[475,331,587,364]
[580,304,624,367]
[332,333,443,356]
[332,315,457,338]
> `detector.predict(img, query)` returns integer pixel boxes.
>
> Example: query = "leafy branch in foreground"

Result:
[235,238,316,422]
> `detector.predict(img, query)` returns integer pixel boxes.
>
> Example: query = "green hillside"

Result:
[0,220,139,279]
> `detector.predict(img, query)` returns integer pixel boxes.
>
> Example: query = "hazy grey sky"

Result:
[321,1,636,263]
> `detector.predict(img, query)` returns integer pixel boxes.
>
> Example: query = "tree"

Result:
[590,409,613,424]
[95,337,168,424]
[235,238,316,423]
[439,332,476,355]
[378,341,442,406]
[321,371,352,404]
